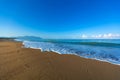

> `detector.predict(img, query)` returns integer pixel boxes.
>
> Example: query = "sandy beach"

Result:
[0,40,120,80]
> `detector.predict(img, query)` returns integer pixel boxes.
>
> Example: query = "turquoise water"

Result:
[42,39,120,48]
[17,38,120,65]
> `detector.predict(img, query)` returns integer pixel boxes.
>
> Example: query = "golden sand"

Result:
[0,41,120,80]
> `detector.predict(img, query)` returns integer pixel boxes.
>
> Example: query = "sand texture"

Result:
[0,41,120,80]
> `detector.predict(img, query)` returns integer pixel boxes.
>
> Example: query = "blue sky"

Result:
[0,0,120,39]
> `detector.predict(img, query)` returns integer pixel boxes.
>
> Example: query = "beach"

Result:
[0,40,120,80]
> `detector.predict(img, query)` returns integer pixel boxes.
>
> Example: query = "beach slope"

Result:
[0,41,120,80]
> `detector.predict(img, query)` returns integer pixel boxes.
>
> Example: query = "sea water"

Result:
[17,38,120,65]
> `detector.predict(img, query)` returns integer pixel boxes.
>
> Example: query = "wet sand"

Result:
[0,41,120,80]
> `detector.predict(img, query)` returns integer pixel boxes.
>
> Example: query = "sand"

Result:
[0,41,120,80]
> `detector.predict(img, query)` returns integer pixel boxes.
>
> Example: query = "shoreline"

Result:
[23,45,120,66]
[1,40,120,80]
[21,40,120,66]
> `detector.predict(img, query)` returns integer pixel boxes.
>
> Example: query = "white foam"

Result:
[22,41,120,65]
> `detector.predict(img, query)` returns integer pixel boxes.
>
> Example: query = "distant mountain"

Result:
[16,36,42,41]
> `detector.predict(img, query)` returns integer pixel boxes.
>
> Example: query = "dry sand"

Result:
[0,41,120,80]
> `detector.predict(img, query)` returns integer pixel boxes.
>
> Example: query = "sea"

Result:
[16,38,120,65]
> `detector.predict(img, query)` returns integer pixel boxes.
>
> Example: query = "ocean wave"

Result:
[23,41,120,65]
[44,40,120,48]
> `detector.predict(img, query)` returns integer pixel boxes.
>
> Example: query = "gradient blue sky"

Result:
[0,0,120,39]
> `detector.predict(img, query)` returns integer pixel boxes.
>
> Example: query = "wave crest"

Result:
[23,41,120,65]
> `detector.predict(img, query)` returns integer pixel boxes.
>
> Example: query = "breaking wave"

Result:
[23,40,120,65]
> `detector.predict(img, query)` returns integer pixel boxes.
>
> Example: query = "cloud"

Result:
[81,34,88,38]
[80,33,120,39]
[91,33,120,39]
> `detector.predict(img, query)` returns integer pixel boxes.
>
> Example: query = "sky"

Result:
[0,0,120,39]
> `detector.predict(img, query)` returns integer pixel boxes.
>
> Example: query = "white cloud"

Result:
[80,33,120,39]
[91,33,120,39]
[81,34,88,38]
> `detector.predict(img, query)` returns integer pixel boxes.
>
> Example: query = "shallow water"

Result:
[17,39,120,64]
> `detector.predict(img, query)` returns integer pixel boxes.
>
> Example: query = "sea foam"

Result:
[23,41,120,65]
